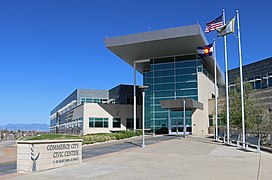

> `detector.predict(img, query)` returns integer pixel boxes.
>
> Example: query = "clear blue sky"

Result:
[0,0,271,125]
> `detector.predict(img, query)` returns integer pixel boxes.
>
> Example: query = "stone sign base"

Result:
[17,139,83,173]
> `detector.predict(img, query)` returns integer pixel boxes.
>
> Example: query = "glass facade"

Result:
[50,114,83,134]
[143,54,209,133]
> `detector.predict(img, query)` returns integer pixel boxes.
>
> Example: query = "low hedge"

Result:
[82,130,142,144]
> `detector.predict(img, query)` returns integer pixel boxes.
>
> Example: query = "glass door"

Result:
[169,117,191,135]
[169,118,182,135]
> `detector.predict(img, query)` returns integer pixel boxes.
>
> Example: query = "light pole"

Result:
[139,85,149,148]
[178,89,187,138]
[183,99,186,138]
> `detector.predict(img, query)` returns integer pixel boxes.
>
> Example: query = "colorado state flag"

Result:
[196,43,213,57]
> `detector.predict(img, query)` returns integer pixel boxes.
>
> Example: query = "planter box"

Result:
[17,139,82,173]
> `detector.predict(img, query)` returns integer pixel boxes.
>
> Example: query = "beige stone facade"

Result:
[69,103,142,135]
[192,72,217,135]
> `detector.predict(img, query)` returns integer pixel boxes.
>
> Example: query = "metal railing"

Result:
[217,127,272,153]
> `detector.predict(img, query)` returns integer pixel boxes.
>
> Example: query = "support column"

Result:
[142,90,145,147]
[134,61,137,132]
[168,110,171,134]
[183,99,186,138]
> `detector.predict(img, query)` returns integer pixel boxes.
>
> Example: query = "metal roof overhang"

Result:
[105,24,224,86]
[160,99,203,111]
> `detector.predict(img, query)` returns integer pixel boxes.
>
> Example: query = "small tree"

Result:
[229,77,263,131]
[257,106,272,133]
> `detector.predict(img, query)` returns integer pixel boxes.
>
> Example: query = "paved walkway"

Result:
[0,141,17,176]
[5,136,272,180]
[0,141,16,164]
[0,135,173,176]
[82,135,174,159]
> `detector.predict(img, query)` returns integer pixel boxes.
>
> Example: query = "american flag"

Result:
[205,14,223,33]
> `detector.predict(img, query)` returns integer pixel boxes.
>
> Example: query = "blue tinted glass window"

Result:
[164,76,174,83]
[154,84,175,91]
[176,75,197,82]
[176,67,196,75]
[255,81,261,89]
[268,78,272,87]
[154,91,175,97]
[176,82,197,89]
[176,89,198,96]
[154,71,165,77]
[164,63,174,69]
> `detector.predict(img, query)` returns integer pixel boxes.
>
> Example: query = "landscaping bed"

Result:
[24,130,142,145]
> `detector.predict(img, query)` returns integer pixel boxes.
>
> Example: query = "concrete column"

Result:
[134,61,136,132]
[168,110,171,134]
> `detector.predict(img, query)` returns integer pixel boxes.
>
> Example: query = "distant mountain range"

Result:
[0,123,49,132]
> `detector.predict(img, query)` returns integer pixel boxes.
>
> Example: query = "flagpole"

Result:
[236,9,246,149]
[213,38,218,140]
[223,9,230,144]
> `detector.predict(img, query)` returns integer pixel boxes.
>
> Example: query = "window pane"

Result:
[154,71,165,77]
[176,67,196,75]
[176,82,197,89]
[89,118,94,128]
[255,81,261,89]
[104,121,108,128]
[94,118,103,127]
[104,118,108,128]
[268,78,272,87]
[176,75,197,82]
[113,118,121,128]
[95,121,103,127]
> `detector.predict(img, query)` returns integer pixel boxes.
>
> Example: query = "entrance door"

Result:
[169,118,182,135]
[169,117,190,135]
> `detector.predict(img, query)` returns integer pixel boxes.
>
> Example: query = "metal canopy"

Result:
[160,99,203,111]
[105,24,224,86]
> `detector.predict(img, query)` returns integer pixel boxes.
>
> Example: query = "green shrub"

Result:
[81,130,141,144]
[25,134,79,140]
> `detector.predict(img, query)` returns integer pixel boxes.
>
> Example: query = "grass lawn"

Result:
[23,134,80,140]
[22,130,142,144]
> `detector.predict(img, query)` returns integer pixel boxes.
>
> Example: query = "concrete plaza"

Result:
[5,136,272,180]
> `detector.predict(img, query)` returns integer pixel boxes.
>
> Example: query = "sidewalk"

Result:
[6,136,272,180]
[0,141,16,164]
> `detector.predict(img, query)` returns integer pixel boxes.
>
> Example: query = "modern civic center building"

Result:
[50,24,272,136]
[50,24,225,135]
[105,24,224,135]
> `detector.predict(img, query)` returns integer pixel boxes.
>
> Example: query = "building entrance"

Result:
[169,117,190,135]
[160,99,203,135]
